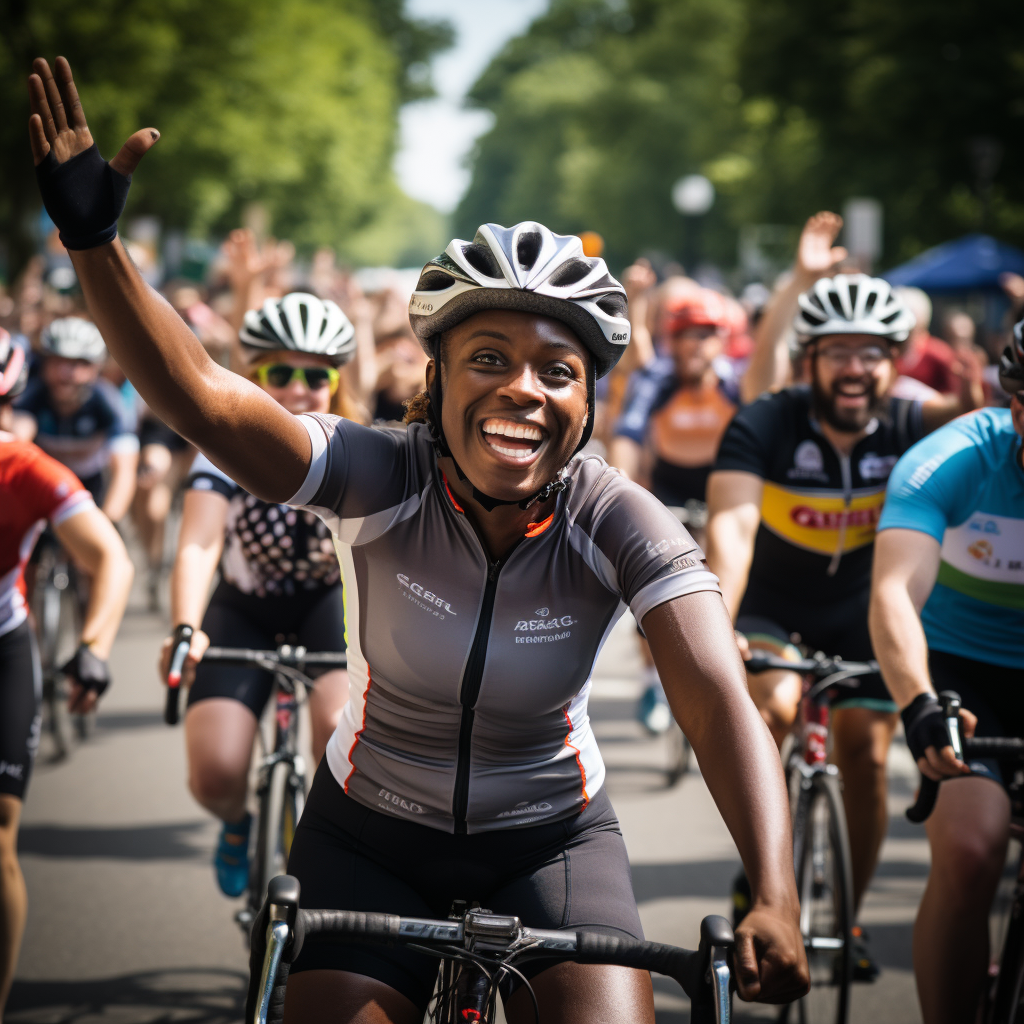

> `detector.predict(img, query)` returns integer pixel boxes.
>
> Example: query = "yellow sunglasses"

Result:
[255,363,340,394]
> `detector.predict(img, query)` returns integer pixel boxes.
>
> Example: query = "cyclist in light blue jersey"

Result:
[869,317,1024,1024]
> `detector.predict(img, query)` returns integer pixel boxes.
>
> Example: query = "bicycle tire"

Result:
[38,552,73,761]
[781,771,853,1024]
[252,761,303,916]
[665,722,691,787]
[988,884,1024,1023]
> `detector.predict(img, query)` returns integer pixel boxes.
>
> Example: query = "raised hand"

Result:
[794,211,848,284]
[28,56,159,175]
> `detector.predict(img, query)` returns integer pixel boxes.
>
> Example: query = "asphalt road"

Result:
[8,578,936,1023]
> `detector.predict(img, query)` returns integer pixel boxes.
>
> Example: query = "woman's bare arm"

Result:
[644,592,808,1004]
[27,57,309,501]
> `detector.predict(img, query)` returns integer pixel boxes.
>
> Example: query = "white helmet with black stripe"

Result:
[409,221,630,379]
[40,317,107,363]
[795,273,916,345]
[240,292,356,366]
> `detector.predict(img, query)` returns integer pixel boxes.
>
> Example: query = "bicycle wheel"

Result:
[36,553,73,761]
[782,771,853,1024]
[252,760,303,910]
[665,721,691,787]
[987,883,1024,1024]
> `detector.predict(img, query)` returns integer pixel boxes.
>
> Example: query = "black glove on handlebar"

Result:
[901,693,950,763]
[60,644,111,697]
[35,144,131,250]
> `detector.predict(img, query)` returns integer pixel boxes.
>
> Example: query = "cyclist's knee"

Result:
[832,710,896,773]
[188,757,248,806]
[0,795,22,860]
[928,779,1009,892]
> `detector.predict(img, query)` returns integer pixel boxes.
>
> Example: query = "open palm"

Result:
[28,56,158,175]
[796,211,847,279]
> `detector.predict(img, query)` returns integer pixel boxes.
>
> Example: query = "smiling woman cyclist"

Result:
[159,293,355,899]
[27,57,808,1022]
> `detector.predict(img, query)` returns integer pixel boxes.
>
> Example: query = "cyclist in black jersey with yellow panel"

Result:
[706,273,965,977]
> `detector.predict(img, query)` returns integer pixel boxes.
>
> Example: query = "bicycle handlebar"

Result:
[743,651,878,702]
[906,691,1024,823]
[247,876,734,1024]
[164,644,348,728]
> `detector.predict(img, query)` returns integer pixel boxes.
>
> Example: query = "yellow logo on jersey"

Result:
[760,482,887,556]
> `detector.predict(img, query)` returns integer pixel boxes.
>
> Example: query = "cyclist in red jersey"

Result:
[0,328,134,1017]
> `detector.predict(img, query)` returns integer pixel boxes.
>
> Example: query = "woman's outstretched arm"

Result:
[27,57,309,502]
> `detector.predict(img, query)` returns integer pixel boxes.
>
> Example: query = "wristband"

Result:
[35,144,131,250]
[900,692,951,763]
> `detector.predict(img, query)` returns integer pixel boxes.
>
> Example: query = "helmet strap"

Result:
[426,336,594,512]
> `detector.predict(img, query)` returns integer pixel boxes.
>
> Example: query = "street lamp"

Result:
[671,174,715,275]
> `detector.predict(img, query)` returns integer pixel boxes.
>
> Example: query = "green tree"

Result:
[457,0,1024,272]
[0,0,452,277]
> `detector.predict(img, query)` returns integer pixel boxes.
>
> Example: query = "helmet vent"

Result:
[879,309,901,325]
[299,304,309,333]
[549,259,592,287]
[417,270,456,292]
[864,292,878,313]
[596,294,627,318]
[463,243,502,278]
[847,284,859,310]
[516,231,542,269]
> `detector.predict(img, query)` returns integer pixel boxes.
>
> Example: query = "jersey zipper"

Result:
[828,452,853,577]
[452,557,503,834]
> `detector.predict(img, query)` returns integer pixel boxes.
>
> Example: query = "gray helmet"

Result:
[795,273,916,345]
[409,221,630,379]
[40,317,106,363]
[240,292,356,367]
[999,315,1024,396]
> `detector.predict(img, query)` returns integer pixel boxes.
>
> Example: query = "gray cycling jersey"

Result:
[290,416,721,833]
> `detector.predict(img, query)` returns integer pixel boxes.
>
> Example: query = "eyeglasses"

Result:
[256,363,340,393]
[815,345,889,370]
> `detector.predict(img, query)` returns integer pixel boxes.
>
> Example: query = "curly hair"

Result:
[403,389,431,425]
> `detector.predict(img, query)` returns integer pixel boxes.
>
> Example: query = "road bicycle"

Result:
[246,874,735,1024]
[907,691,1024,1023]
[164,639,347,936]
[746,650,879,1024]
[30,530,92,760]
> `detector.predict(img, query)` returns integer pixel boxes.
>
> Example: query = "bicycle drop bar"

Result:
[248,877,734,1024]
[164,630,193,726]
[202,646,348,670]
[743,651,878,701]
[907,736,1024,823]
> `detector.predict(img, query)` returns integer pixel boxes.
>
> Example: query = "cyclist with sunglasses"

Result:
[158,293,355,898]
[704,274,965,975]
[28,57,809,1020]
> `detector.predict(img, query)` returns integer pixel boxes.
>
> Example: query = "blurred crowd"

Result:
[3,212,1023,608]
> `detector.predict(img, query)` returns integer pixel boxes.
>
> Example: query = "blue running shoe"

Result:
[638,680,672,735]
[215,813,251,898]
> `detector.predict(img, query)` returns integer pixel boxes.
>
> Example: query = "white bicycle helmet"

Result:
[40,317,106,363]
[409,221,630,379]
[0,329,28,400]
[999,314,1024,396]
[795,274,916,345]
[240,293,356,367]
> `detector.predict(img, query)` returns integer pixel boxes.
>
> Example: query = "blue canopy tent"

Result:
[884,234,1024,292]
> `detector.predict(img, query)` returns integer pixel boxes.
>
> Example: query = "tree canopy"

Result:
[0,0,452,276]
[456,0,1024,273]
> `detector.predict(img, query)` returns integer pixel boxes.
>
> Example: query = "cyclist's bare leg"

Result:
[307,669,348,765]
[185,698,258,823]
[132,442,173,572]
[743,641,801,748]
[285,970,420,1024]
[830,708,897,910]
[505,962,655,1023]
[0,795,26,1014]
[914,776,1009,1024]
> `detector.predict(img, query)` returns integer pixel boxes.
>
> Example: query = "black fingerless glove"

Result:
[900,693,951,763]
[35,144,131,250]
[61,643,111,697]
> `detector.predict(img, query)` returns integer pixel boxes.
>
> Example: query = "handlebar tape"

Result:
[299,909,401,944]
[573,932,704,999]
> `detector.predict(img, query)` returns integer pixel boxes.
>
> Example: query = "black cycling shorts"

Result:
[187,581,346,718]
[928,649,1024,786]
[139,416,190,453]
[287,763,644,1011]
[0,621,42,801]
[737,588,896,712]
